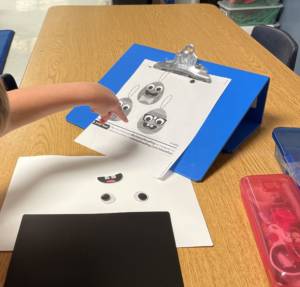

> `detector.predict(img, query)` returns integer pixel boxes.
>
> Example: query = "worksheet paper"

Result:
[0,156,212,251]
[75,60,231,178]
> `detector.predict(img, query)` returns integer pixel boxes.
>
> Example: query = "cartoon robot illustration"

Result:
[137,95,172,134]
[137,72,169,105]
[110,85,140,121]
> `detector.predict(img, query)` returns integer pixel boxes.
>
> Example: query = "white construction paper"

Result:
[0,156,212,251]
[75,60,231,178]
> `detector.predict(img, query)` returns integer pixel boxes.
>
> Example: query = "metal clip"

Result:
[153,44,211,83]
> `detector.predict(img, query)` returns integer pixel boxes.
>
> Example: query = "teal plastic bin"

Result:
[223,0,280,7]
[218,1,283,26]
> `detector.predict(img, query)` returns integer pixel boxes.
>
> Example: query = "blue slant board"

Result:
[0,30,15,74]
[272,127,300,186]
[66,43,269,181]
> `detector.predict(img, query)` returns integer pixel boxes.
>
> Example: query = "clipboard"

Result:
[0,29,14,74]
[66,43,269,181]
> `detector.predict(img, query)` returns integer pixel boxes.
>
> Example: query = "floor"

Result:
[0,0,111,86]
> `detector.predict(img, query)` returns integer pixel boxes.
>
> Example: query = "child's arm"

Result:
[5,82,127,134]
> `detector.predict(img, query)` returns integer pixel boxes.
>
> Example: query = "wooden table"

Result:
[1,4,300,286]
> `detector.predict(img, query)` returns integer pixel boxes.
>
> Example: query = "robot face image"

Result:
[137,82,164,105]
[110,97,133,121]
[137,108,167,134]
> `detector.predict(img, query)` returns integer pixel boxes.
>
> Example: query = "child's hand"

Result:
[88,83,128,123]
[3,82,128,136]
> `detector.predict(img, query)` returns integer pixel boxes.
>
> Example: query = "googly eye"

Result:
[100,193,115,204]
[144,114,154,122]
[122,104,130,111]
[147,84,155,90]
[156,86,163,92]
[134,192,149,202]
[155,118,166,125]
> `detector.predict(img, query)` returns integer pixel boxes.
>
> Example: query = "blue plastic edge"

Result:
[0,30,15,74]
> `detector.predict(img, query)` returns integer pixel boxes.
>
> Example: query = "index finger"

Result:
[113,105,128,122]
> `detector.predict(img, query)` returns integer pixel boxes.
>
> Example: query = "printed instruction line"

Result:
[93,120,176,155]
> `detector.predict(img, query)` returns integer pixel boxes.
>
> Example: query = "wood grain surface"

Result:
[1,4,300,287]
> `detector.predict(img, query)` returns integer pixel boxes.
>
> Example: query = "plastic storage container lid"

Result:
[218,1,283,11]
[241,174,300,287]
[222,0,281,8]
[272,127,300,186]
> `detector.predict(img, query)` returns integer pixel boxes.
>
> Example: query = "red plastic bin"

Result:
[241,174,300,287]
